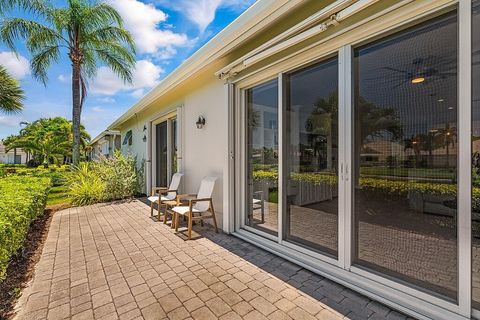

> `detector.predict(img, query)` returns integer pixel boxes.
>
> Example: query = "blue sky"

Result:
[0,0,255,139]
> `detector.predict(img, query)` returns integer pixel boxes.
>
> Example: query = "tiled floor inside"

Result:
[14,199,413,320]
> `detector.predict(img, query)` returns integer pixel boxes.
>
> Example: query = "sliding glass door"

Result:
[352,12,458,298]
[154,115,177,188]
[284,57,339,257]
[156,121,168,187]
[238,3,471,314]
[245,80,279,235]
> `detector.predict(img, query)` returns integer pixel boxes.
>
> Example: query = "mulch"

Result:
[0,204,69,320]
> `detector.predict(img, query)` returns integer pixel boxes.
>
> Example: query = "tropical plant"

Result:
[0,0,136,165]
[3,117,90,167]
[0,65,24,113]
[65,152,143,206]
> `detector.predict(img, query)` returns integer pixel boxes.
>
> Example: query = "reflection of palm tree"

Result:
[356,97,402,143]
[305,91,338,171]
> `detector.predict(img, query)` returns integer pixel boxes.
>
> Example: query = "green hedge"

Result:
[0,176,51,280]
[253,170,480,210]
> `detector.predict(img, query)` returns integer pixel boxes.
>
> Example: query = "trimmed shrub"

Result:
[0,176,51,280]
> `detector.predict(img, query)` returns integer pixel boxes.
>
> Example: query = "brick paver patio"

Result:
[14,200,412,320]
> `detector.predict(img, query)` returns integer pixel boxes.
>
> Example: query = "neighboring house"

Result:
[0,142,27,164]
[102,1,480,319]
[89,130,121,160]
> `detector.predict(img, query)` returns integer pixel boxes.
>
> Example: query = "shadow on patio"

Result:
[14,199,412,320]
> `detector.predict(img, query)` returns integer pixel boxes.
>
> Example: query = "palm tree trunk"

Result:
[72,62,81,165]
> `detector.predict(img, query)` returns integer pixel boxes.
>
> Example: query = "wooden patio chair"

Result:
[147,173,183,224]
[171,176,218,240]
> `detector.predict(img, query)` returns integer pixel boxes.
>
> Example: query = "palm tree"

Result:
[3,117,91,167]
[0,0,136,165]
[0,65,24,113]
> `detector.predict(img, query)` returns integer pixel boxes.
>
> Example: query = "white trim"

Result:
[338,45,352,269]
[151,111,177,188]
[343,44,353,270]
[457,0,472,316]
[277,72,283,244]
[223,81,235,233]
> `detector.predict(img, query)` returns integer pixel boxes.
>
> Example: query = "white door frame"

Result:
[150,111,177,189]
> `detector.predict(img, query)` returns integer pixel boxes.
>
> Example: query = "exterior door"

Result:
[154,116,177,188]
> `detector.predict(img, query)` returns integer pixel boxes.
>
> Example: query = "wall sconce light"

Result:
[196,115,206,129]
[142,124,147,142]
[142,135,147,142]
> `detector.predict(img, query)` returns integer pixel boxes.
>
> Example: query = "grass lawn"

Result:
[46,185,69,207]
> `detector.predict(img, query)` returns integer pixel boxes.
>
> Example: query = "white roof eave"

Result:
[107,0,304,130]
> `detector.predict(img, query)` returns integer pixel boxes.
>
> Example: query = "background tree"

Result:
[3,117,90,167]
[0,65,24,113]
[0,0,135,165]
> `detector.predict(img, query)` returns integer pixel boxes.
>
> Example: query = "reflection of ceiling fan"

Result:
[366,56,457,88]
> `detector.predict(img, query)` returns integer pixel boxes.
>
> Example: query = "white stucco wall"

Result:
[182,80,227,229]
[118,78,228,229]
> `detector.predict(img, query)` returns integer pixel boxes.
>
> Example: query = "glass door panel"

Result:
[285,57,339,257]
[353,12,458,299]
[156,121,168,187]
[473,0,480,308]
[245,80,279,236]
[171,119,178,174]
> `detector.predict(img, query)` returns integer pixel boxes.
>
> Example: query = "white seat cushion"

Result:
[148,196,159,202]
[148,196,172,202]
[252,199,261,204]
[172,206,201,215]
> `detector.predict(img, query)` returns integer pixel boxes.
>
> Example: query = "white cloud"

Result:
[0,115,23,128]
[91,106,105,113]
[97,97,116,103]
[157,0,256,32]
[108,0,190,55]
[57,74,70,83]
[0,51,30,79]
[91,59,163,96]
[130,89,145,98]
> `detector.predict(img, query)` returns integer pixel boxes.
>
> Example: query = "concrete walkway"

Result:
[14,200,412,320]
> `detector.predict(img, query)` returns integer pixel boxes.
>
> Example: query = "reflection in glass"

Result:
[353,12,458,298]
[171,119,178,174]
[285,58,338,256]
[472,0,480,308]
[246,80,278,235]
[156,121,168,187]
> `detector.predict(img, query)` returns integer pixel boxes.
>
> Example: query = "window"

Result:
[245,79,279,235]
[284,57,339,256]
[353,12,458,299]
[122,130,132,146]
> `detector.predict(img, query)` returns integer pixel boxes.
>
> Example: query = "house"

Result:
[104,1,480,319]
[0,142,27,164]
[88,130,121,160]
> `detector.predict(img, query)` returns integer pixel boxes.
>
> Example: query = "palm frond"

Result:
[93,45,135,83]
[31,45,61,84]
[0,65,24,114]
[0,18,64,53]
